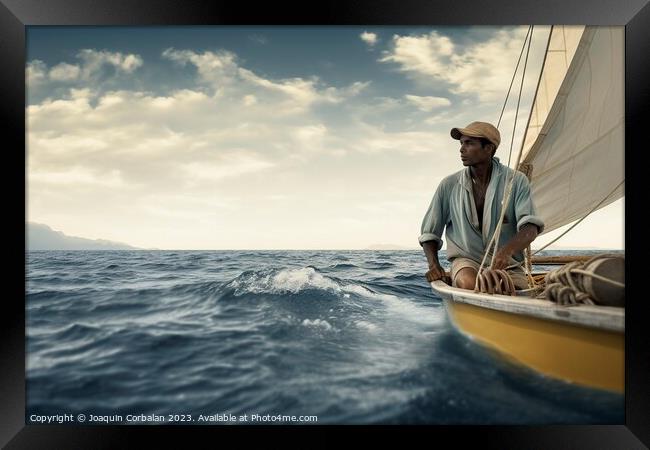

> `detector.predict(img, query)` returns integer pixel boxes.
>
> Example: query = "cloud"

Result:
[242,94,257,106]
[28,166,127,188]
[238,68,333,107]
[346,94,454,129]
[162,48,240,85]
[26,49,143,87]
[26,60,47,85]
[77,49,143,76]
[380,27,540,101]
[360,31,378,46]
[404,94,451,111]
[163,48,369,113]
[344,81,370,96]
[26,79,339,201]
[289,124,329,156]
[236,69,370,113]
[380,31,454,75]
[49,63,82,82]
[26,66,450,249]
[181,153,275,183]
[345,122,452,155]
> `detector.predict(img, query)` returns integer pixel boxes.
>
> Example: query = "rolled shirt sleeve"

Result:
[513,173,545,233]
[419,181,449,248]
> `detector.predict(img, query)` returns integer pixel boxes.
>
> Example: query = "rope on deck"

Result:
[475,269,517,296]
[543,255,625,306]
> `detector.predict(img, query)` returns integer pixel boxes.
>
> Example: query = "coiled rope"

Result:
[543,255,625,306]
[476,269,516,295]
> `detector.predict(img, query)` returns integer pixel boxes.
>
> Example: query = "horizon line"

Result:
[27,247,626,251]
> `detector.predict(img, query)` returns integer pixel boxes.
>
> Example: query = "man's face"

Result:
[459,135,492,166]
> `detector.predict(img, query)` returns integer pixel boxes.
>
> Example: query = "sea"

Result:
[26,249,624,425]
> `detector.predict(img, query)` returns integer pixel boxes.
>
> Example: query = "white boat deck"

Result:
[430,280,624,333]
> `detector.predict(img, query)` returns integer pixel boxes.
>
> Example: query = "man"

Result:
[419,121,544,291]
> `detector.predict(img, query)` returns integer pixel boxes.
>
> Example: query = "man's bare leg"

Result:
[454,267,477,290]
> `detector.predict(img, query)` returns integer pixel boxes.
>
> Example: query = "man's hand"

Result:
[492,248,513,270]
[426,264,450,284]
[491,224,539,270]
[422,241,451,284]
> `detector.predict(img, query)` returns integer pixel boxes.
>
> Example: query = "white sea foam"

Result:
[272,267,340,293]
[379,295,444,326]
[29,347,122,371]
[229,267,410,303]
[354,320,378,332]
[342,284,396,301]
[343,282,443,327]
[228,267,342,295]
[302,318,333,331]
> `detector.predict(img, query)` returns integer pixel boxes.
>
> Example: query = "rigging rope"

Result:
[496,25,533,129]
[505,180,625,299]
[474,25,537,294]
[505,179,625,272]
[469,26,624,302]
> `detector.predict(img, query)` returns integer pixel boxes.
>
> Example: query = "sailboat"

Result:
[429,26,625,393]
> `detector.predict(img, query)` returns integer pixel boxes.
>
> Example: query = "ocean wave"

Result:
[359,262,396,270]
[169,280,225,298]
[89,300,154,314]
[45,323,103,341]
[326,263,357,270]
[224,267,342,296]
[393,273,426,282]
[222,266,406,305]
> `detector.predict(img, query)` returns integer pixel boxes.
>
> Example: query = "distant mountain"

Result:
[27,222,140,250]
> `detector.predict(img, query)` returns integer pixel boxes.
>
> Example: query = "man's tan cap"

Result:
[450,121,500,149]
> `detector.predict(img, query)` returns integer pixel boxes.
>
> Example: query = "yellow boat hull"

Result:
[444,298,624,393]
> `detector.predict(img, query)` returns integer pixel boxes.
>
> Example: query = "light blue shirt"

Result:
[419,157,544,264]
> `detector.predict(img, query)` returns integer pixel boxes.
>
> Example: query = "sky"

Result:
[26,26,624,250]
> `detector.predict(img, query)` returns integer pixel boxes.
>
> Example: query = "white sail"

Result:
[519,26,624,235]
[521,26,585,154]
